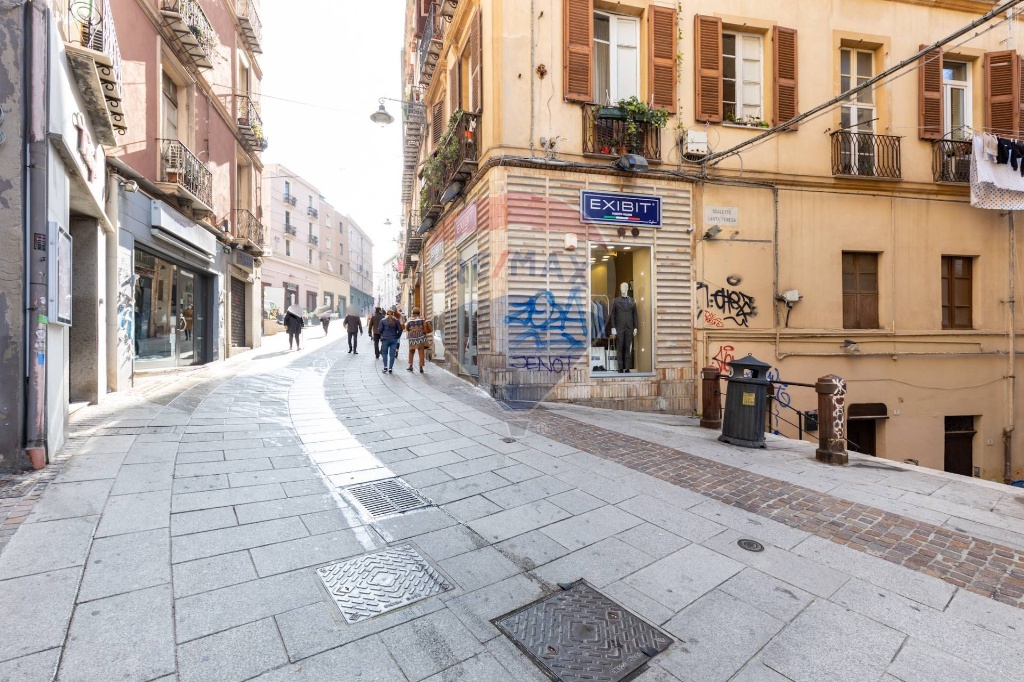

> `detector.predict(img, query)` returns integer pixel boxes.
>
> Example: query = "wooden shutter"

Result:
[563,0,593,102]
[842,252,879,330]
[449,59,461,116]
[431,100,444,145]
[694,15,722,123]
[773,26,798,129]
[470,10,483,113]
[985,50,1019,137]
[918,46,943,140]
[648,5,677,113]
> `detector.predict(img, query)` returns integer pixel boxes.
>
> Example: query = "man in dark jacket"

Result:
[343,311,363,353]
[284,303,303,351]
[368,307,385,358]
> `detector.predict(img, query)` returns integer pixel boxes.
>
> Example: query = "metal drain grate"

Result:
[495,580,673,682]
[344,478,429,518]
[316,545,454,624]
[737,538,765,552]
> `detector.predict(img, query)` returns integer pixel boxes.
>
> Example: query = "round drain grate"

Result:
[737,539,765,552]
[502,437,517,443]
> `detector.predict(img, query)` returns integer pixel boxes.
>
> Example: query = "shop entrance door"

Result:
[944,416,976,477]
[458,254,479,376]
[230,277,246,347]
[177,270,196,365]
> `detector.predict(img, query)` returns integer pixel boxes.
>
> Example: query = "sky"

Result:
[259,0,407,274]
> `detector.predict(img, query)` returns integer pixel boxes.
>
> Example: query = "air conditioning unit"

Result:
[686,130,709,156]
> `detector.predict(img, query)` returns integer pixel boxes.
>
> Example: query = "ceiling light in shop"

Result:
[623,246,632,250]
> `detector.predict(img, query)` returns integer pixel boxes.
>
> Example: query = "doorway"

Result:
[230,277,246,347]
[458,251,478,376]
[134,250,206,369]
[944,415,976,477]
[846,403,887,456]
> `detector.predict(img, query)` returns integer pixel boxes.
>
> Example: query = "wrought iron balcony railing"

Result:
[932,139,971,184]
[233,209,265,254]
[418,111,479,230]
[582,104,662,162]
[308,234,319,246]
[307,206,319,218]
[160,0,216,70]
[235,0,262,54]
[62,0,127,145]
[284,223,297,236]
[236,95,268,153]
[283,193,297,206]
[158,139,213,212]
[418,1,444,86]
[831,131,901,179]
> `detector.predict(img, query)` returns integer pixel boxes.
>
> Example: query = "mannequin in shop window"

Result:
[609,282,638,373]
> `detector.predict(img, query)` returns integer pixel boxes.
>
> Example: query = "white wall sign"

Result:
[704,206,739,227]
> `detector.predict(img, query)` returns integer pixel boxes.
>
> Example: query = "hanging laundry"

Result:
[982,133,999,162]
[971,136,1024,210]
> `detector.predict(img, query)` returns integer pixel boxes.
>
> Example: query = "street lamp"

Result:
[369,95,425,127]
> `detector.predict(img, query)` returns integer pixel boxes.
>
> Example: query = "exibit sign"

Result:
[579,190,662,227]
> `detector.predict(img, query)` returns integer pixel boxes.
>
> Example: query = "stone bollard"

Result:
[815,374,848,465]
[700,367,722,429]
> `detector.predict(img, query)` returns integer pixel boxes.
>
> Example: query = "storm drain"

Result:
[495,581,673,682]
[315,545,454,624]
[344,478,429,519]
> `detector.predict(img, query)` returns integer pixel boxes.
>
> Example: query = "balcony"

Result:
[284,223,297,236]
[308,234,319,246]
[582,104,662,162]
[932,139,971,184]
[283,193,297,206]
[831,131,901,180]
[418,111,479,227]
[156,139,214,216]
[235,0,262,54]
[418,1,444,87]
[62,0,127,145]
[233,209,265,255]
[307,206,319,218]
[160,0,216,70]
[236,95,268,153]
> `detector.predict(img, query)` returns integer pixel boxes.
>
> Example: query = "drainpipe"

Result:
[24,0,49,464]
[1007,212,1016,484]
[105,170,120,391]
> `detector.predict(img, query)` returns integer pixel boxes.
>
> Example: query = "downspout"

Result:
[529,0,535,157]
[105,170,120,391]
[24,0,48,463]
[1006,211,1016,484]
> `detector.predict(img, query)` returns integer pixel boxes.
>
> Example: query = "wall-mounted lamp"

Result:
[841,339,860,353]
[702,225,722,240]
[564,233,578,251]
[613,154,649,172]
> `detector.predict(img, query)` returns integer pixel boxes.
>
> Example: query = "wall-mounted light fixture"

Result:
[702,225,722,240]
[564,233,578,251]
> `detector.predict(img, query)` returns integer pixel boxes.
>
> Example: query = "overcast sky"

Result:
[260,0,406,272]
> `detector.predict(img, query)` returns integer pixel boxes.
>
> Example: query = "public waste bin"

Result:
[718,354,772,448]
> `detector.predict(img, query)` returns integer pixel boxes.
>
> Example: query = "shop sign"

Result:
[454,202,478,244]
[580,190,662,227]
[427,240,444,267]
[704,205,739,227]
[150,200,216,257]
[234,251,254,270]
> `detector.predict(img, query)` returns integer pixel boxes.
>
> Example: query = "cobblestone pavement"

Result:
[1,332,1024,681]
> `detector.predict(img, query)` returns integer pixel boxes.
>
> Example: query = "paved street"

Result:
[2,330,1024,681]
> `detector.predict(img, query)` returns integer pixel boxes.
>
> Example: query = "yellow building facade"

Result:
[399,0,1024,482]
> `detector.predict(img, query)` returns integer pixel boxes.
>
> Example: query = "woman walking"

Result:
[377,307,403,373]
[405,307,432,373]
[284,302,303,351]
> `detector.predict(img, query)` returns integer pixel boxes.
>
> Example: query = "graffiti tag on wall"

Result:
[697,283,756,327]
[509,355,581,373]
[116,250,134,369]
[505,287,588,350]
[765,366,791,435]
[495,250,587,283]
[711,344,735,375]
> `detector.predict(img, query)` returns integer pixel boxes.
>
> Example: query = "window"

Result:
[162,72,179,140]
[326,238,331,249]
[842,252,879,329]
[840,48,875,133]
[943,60,971,140]
[284,181,290,196]
[308,248,313,265]
[285,240,291,257]
[327,260,333,272]
[338,264,343,276]
[338,243,344,255]
[723,32,763,123]
[589,244,653,376]
[308,195,313,208]
[308,222,313,236]
[593,12,639,104]
[941,256,972,329]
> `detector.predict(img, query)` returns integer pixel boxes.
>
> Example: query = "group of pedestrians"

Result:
[364,306,432,374]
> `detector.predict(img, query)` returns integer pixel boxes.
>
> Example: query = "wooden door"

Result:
[847,420,876,456]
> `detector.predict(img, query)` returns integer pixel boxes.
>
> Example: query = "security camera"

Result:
[122,179,139,193]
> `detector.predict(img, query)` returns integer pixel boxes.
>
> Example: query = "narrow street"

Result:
[0,330,1022,681]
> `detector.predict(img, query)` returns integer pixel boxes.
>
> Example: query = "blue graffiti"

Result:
[506,288,588,350]
[766,367,791,435]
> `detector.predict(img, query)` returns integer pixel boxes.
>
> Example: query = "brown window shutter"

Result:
[985,50,1019,137]
[694,15,722,123]
[449,60,461,116]
[918,46,943,141]
[471,10,483,113]
[563,0,594,102]
[432,100,444,146]
[772,26,798,129]
[648,5,677,113]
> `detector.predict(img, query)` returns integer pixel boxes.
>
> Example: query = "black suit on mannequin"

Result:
[609,295,638,372]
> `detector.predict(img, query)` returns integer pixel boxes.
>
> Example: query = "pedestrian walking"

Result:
[405,307,432,373]
[284,302,303,351]
[378,307,403,373]
[343,310,363,353]
[319,311,332,334]
[369,307,385,359]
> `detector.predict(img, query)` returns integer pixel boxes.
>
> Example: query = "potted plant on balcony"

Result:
[617,96,669,154]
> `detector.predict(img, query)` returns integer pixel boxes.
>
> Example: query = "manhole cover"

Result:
[316,545,454,624]
[502,437,518,443]
[737,539,765,552]
[344,478,429,519]
[495,581,673,682]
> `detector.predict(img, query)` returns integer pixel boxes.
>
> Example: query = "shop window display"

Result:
[589,244,652,375]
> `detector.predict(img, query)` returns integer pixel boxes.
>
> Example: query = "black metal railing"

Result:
[437,111,479,191]
[307,206,319,218]
[233,209,264,250]
[158,139,213,208]
[308,234,319,246]
[235,0,262,53]
[932,139,971,184]
[64,0,126,138]
[283,193,297,206]
[582,104,663,161]
[418,1,443,86]
[235,95,267,153]
[284,223,297,236]
[831,131,901,179]
[161,0,216,68]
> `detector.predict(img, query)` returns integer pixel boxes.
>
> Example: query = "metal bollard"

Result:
[700,367,722,429]
[814,374,848,465]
